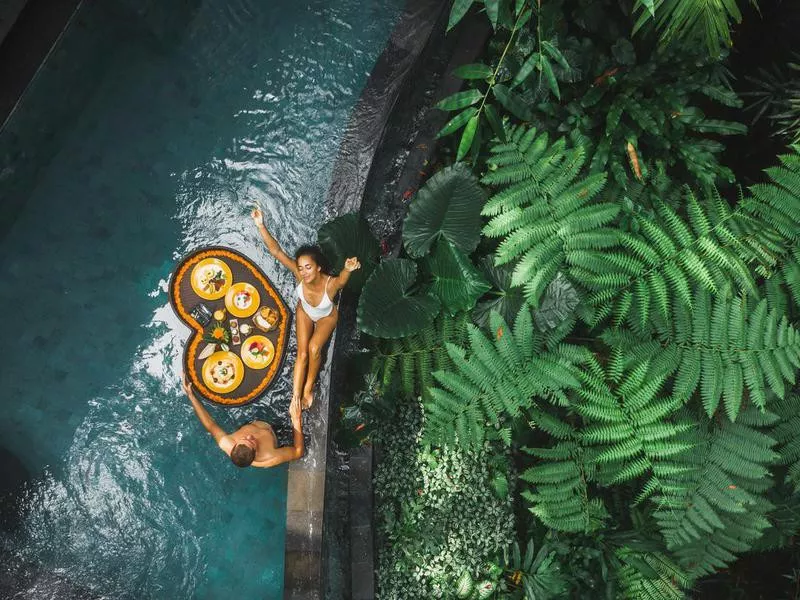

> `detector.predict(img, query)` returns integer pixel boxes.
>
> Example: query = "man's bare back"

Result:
[218,421,283,467]
[182,375,304,468]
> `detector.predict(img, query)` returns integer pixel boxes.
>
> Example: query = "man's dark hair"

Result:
[230,444,256,468]
[294,244,330,274]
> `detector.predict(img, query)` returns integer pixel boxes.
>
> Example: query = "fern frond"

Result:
[579,189,762,330]
[423,308,588,447]
[633,0,744,57]
[481,126,611,308]
[746,155,800,245]
[521,440,608,533]
[372,312,467,400]
[770,394,800,493]
[653,408,779,578]
[615,546,690,600]
[576,357,693,502]
[610,287,800,418]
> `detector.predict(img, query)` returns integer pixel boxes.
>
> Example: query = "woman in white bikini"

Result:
[252,208,361,408]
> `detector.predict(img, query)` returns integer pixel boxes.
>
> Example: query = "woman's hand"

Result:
[344,257,361,272]
[251,207,265,229]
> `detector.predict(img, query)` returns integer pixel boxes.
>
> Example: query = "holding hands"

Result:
[344,257,361,272]
[289,394,302,426]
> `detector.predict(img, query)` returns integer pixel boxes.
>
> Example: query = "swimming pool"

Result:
[0,0,403,597]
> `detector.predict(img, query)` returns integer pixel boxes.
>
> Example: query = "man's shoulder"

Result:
[217,435,234,454]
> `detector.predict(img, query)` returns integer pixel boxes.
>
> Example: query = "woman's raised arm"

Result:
[251,208,299,278]
[328,256,361,296]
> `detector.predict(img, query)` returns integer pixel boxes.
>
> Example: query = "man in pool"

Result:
[181,374,304,468]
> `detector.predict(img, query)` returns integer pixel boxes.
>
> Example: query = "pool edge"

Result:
[282,1,448,598]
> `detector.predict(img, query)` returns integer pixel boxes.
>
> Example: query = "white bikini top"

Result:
[296,276,334,321]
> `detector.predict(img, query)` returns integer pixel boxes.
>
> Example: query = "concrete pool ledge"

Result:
[283,339,334,600]
[283,1,448,598]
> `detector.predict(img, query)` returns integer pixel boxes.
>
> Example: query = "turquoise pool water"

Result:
[0,0,403,597]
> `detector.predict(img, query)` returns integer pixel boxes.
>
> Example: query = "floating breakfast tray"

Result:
[169,246,291,406]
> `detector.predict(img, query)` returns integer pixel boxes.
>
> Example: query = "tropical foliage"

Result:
[745,56,800,145]
[326,0,800,597]
[373,400,515,599]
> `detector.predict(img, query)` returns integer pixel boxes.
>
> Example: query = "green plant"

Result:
[419,134,800,593]
[427,239,492,315]
[654,407,779,577]
[371,311,469,400]
[371,3,800,596]
[454,539,567,599]
[403,164,487,257]
[424,308,586,448]
[335,371,395,448]
[550,49,746,188]
[374,400,515,599]
[745,58,800,145]
[770,394,800,493]
[604,288,800,419]
[317,212,380,293]
[472,257,525,328]
[480,125,610,308]
[438,0,570,161]
[632,0,748,57]
[357,258,441,338]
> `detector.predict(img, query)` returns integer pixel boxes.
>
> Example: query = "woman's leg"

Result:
[293,303,314,405]
[302,308,338,408]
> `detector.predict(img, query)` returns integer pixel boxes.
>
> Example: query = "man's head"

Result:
[230,435,257,468]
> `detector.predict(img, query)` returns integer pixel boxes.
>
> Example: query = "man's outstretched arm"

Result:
[252,396,304,468]
[182,374,226,443]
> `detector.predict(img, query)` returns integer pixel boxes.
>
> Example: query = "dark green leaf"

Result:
[403,164,487,257]
[637,0,655,17]
[317,213,380,294]
[437,107,478,138]
[472,256,525,328]
[540,57,560,99]
[541,40,570,70]
[492,84,533,121]
[427,240,491,314]
[497,0,514,28]
[456,115,479,161]
[357,259,441,338]
[515,7,531,28]
[453,63,494,80]
[484,104,506,141]
[689,119,747,135]
[490,472,509,499]
[622,554,660,580]
[448,0,475,31]
[699,84,743,108]
[435,89,483,111]
[512,52,541,87]
[611,39,636,66]
[485,0,500,28]
[515,0,526,15]
[532,272,580,330]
